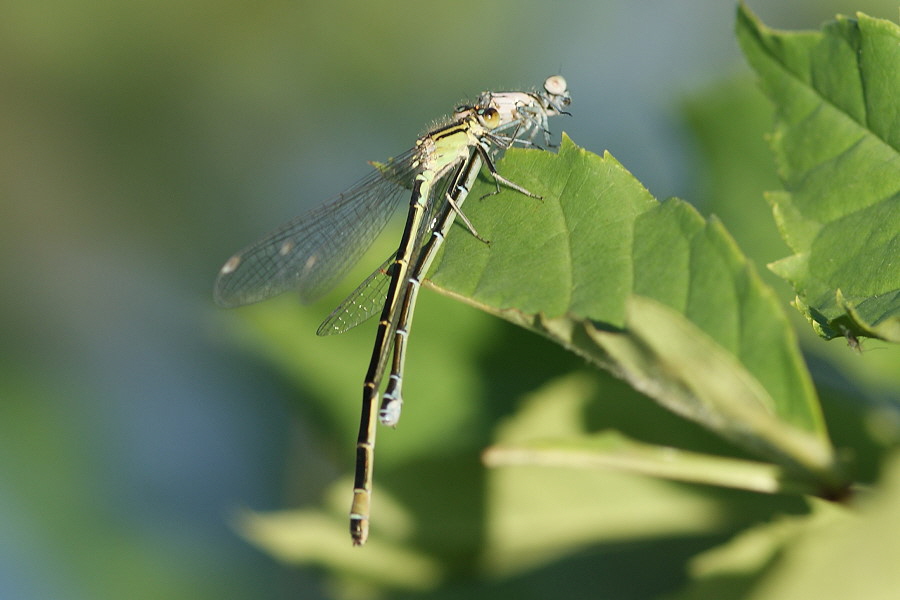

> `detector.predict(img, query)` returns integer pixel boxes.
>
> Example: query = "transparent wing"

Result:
[213,149,420,308]
[316,253,396,336]
[315,157,460,335]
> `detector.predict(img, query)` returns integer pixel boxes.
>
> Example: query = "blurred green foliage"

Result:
[2,1,898,599]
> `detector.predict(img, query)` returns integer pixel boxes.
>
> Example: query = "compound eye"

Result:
[544,75,567,96]
[479,107,500,128]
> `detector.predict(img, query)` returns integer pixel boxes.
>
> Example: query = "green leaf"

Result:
[484,430,819,496]
[235,370,804,591]
[673,450,900,600]
[681,76,786,272]
[736,3,900,343]
[429,136,843,491]
[590,298,835,484]
[235,504,443,590]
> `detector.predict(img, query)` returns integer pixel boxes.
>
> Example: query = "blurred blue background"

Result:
[1,0,896,598]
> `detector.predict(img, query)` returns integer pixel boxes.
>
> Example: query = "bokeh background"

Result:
[2,0,898,598]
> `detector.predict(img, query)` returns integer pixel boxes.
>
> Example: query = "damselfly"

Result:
[214,78,570,545]
[319,76,572,430]
[378,80,571,418]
